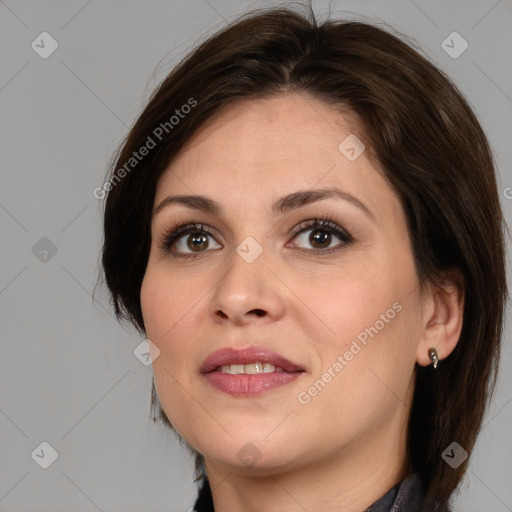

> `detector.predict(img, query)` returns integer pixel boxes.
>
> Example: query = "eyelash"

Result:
[156,216,354,258]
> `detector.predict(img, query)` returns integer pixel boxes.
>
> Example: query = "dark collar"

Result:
[193,472,445,512]
[364,473,423,512]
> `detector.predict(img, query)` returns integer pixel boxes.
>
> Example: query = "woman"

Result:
[100,4,507,511]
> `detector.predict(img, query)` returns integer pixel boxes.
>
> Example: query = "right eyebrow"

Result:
[153,195,221,218]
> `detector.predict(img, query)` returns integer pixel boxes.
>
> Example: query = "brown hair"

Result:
[100,3,507,509]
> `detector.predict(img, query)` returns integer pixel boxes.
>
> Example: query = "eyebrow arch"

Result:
[153,187,374,220]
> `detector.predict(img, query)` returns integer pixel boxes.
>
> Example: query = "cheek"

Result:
[140,268,204,438]
[140,267,200,384]
[298,300,418,444]
[140,270,171,334]
[140,264,200,338]
[303,265,397,348]
[301,255,420,396]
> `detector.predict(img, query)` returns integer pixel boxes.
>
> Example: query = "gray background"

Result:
[1,0,511,511]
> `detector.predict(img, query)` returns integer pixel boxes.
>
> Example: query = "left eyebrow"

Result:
[153,186,374,220]
[271,187,374,220]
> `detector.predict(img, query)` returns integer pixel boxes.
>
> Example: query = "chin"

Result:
[205,444,300,475]
[196,428,308,472]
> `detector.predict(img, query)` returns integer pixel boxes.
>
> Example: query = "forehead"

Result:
[154,94,398,224]
[171,94,359,168]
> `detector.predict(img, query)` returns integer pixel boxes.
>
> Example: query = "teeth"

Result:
[245,362,263,374]
[220,362,278,374]
[230,364,245,375]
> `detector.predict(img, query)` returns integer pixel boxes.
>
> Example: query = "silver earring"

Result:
[428,347,439,369]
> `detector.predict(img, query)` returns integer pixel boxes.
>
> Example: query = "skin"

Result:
[140,93,464,512]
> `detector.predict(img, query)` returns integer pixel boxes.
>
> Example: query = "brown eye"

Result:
[158,223,222,256]
[290,219,353,253]
[186,233,209,251]
[309,229,332,249]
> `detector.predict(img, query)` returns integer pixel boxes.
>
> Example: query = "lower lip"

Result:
[203,371,303,396]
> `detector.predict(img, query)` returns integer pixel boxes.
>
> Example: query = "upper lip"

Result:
[200,346,304,374]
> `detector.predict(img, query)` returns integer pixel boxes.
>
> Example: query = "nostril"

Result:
[250,309,266,317]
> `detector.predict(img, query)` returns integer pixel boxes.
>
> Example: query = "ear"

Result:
[416,271,465,367]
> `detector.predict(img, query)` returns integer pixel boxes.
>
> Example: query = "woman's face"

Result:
[141,94,426,475]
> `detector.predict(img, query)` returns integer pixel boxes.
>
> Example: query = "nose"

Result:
[208,246,285,326]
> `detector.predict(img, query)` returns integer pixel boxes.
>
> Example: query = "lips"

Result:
[200,346,304,374]
[200,346,305,396]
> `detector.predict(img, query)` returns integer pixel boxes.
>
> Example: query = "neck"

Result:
[204,415,410,512]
